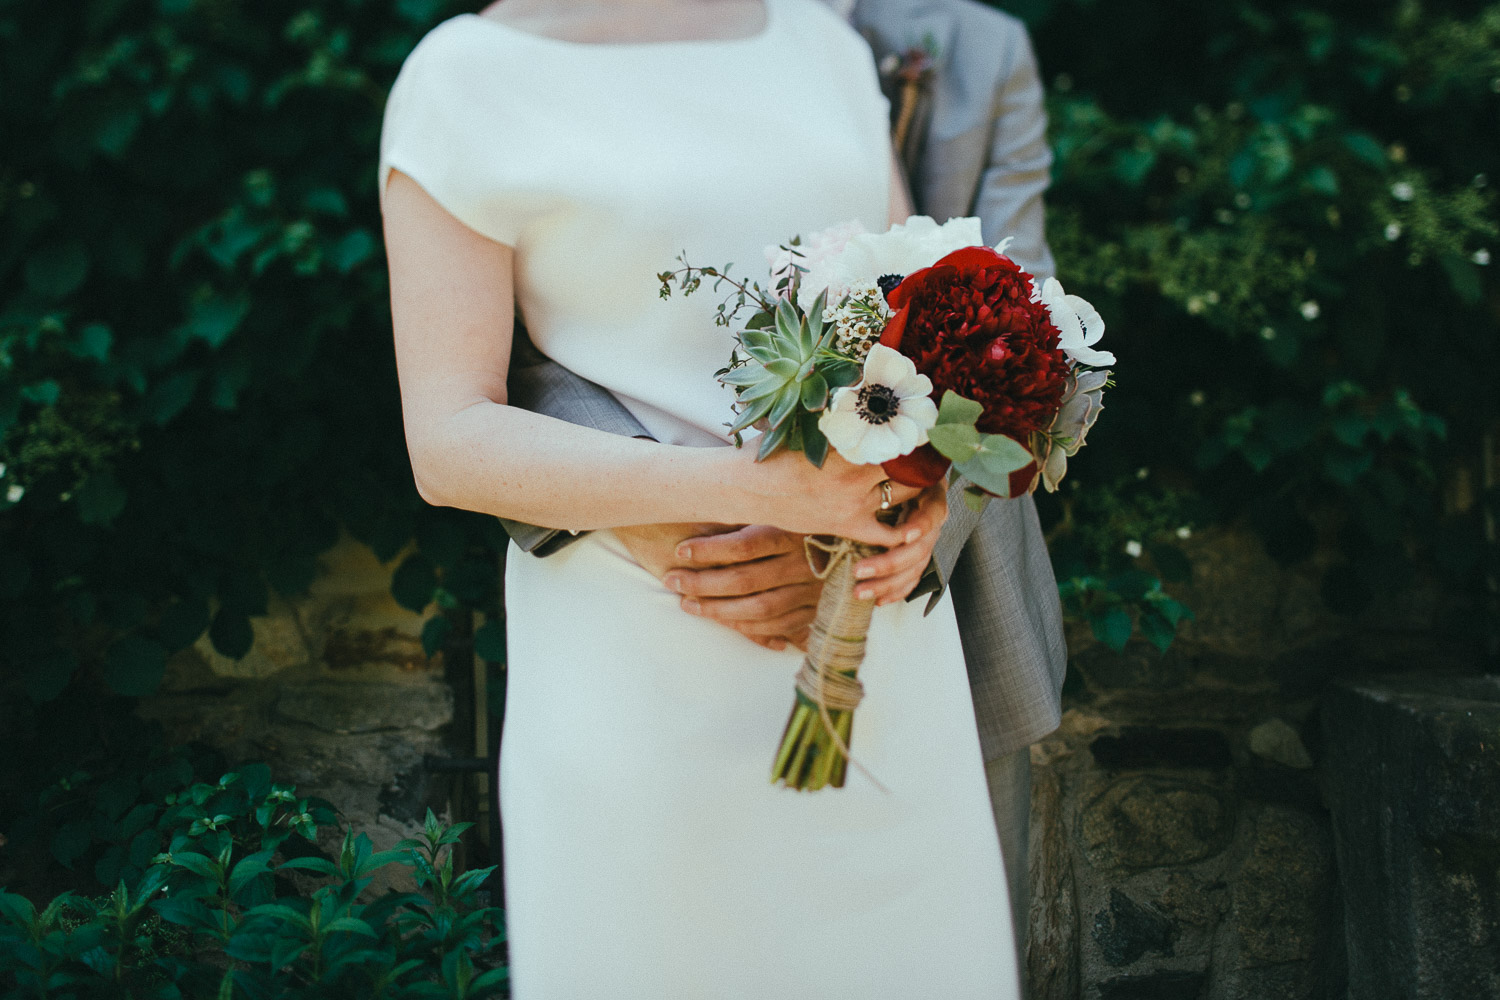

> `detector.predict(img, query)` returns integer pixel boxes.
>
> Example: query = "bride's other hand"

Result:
[611,522,736,581]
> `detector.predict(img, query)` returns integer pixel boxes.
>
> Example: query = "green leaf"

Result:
[763,358,799,379]
[1088,606,1133,652]
[102,635,168,696]
[953,434,1033,497]
[1440,253,1483,305]
[76,467,127,526]
[727,392,777,436]
[169,851,221,880]
[25,242,90,298]
[330,230,376,274]
[766,384,800,430]
[936,391,983,427]
[799,371,828,412]
[473,620,505,663]
[801,413,829,468]
[928,423,981,463]
[144,370,201,425]
[51,820,92,867]
[391,553,437,613]
[183,296,249,349]
[70,323,113,363]
[756,418,793,461]
[420,614,451,657]
[209,607,254,660]
[804,288,827,336]
[277,856,340,877]
[1139,608,1177,652]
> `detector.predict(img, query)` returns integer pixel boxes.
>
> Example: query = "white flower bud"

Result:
[5,484,23,504]
[1300,300,1321,321]
[1384,222,1402,241]
[1390,181,1415,202]
[1474,249,1491,266]
[1176,526,1192,540]
[1124,540,1143,558]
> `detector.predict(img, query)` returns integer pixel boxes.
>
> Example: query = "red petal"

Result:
[878,306,909,351]
[932,246,1007,272]
[882,444,951,488]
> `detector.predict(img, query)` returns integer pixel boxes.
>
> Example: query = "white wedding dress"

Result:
[379,1,1019,995]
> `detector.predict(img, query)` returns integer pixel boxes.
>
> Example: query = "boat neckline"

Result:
[458,0,777,50]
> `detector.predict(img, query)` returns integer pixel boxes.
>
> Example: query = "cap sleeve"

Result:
[377,19,534,247]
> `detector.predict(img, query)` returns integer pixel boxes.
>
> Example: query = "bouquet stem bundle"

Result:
[771,513,898,791]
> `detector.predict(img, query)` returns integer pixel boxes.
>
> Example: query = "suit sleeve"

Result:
[971,25,1056,281]
[908,19,1056,610]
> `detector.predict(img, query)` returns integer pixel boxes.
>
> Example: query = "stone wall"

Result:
[1023,525,1475,1000]
[136,532,462,871]
[133,524,1477,998]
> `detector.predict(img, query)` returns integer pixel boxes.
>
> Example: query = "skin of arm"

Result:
[383,166,939,558]
[613,151,949,650]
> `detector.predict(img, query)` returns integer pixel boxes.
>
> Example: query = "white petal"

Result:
[818,407,869,456]
[1065,294,1106,345]
[862,343,915,387]
[1042,445,1069,491]
[993,236,1016,256]
[887,415,924,455]
[893,371,934,401]
[826,385,860,414]
[850,423,904,464]
[1067,344,1116,367]
[896,393,938,430]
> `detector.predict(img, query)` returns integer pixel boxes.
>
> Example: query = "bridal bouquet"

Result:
[659,217,1114,790]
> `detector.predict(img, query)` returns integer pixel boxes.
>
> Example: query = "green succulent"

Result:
[720,290,861,463]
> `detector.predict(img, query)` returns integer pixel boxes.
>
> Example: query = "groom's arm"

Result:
[903,14,1058,610]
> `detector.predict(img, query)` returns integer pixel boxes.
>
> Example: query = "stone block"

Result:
[275,681,452,734]
[1092,888,1175,966]
[1081,775,1234,871]
[1322,674,1500,1000]
[1247,718,1312,770]
[1229,806,1334,966]
[193,592,310,679]
[1028,763,1080,1000]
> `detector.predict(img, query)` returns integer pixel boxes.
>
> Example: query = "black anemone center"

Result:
[857,383,900,424]
[877,273,905,300]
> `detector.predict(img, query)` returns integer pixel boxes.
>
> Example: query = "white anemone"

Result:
[1039,277,1114,367]
[818,344,939,465]
[798,216,983,309]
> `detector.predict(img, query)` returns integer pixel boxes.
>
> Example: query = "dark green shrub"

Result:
[1018,0,1498,646]
[0,768,507,999]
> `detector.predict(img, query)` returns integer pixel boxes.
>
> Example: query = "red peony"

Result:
[879,246,1071,490]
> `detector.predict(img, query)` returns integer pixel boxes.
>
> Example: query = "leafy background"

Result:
[0,0,1495,707]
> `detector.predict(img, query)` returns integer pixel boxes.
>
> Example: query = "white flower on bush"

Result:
[819,344,938,465]
[1039,277,1114,367]
[798,216,982,308]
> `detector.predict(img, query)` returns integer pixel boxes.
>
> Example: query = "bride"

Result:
[378,0,1019,994]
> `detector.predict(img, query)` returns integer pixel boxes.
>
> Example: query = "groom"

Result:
[498,0,1065,964]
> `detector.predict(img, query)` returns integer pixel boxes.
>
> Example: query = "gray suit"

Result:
[502,0,1066,962]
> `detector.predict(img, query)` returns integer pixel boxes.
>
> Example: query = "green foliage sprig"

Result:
[0,768,507,1000]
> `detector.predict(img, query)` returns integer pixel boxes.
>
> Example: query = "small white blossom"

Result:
[1136,467,1150,480]
[819,345,938,465]
[5,484,23,504]
[1205,290,1220,304]
[1300,300,1321,321]
[1474,248,1491,266]
[1260,326,1277,341]
[1176,526,1193,540]
[1189,390,1206,407]
[1390,181,1415,202]
[1384,222,1402,241]
[1234,192,1252,209]
[824,280,891,361]
[1186,295,1206,315]
[1124,540,1143,558]
[879,53,901,74]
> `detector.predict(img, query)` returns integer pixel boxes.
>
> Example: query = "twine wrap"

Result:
[786,534,888,792]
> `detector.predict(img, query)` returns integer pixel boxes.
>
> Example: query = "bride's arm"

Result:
[382,168,918,548]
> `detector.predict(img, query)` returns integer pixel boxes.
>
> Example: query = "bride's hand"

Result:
[724,446,925,549]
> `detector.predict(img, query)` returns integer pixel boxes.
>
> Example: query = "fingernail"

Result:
[682,598,701,614]
[664,573,684,593]
[856,588,874,601]
[854,564,875,580]
[905,528,922,544]
[675,543,692,561]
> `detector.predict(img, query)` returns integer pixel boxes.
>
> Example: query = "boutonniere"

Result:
[878,40,938,153]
